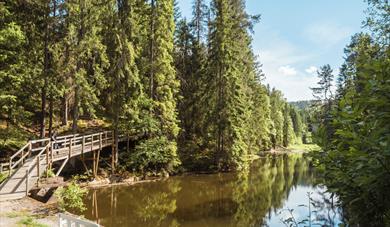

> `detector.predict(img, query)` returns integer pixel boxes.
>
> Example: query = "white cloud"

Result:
[305,66,318,74]
[304,22,353,46]
[256,27,317,101]
[278,65,297,76]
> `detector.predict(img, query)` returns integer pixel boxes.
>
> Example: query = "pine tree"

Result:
[204,0,260,170]
[0,3,26,125]
[282,103,295,147]
[100,0,147,169]
[311,64,334,148]
[269,89,285,148]
[63,0,108,133]
[132,0,180,173]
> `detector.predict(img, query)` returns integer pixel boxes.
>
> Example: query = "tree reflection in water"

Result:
[75,154,343,227]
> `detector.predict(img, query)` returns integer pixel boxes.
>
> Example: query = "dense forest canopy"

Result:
[0,0,307,172]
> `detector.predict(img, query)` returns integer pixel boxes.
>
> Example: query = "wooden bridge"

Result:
[0,131,118,202]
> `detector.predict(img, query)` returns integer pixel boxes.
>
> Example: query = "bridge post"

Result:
[50,141,54,169]
[21,149,24,166]
[91,136,94,152]
[105,131,108,145]
[25,169,29,196]
[82,136,85,157]
[37,157,40,187]
[69,138,73,159]
[9,159,12,175]
[93,151,96,177]
[46,144,49,166]
[99,134,102,150]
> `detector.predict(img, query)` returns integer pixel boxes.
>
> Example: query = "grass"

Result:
[5,211,29,218]
[17,216,49,227]
[3,211,49,227]
[0,172,9,184]
[288,143,321,152]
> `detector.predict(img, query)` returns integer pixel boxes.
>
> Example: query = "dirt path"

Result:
[0,197,57,227]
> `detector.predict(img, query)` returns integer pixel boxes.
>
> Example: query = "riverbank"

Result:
[0,145,319,226]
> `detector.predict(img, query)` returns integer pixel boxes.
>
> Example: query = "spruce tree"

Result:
[63,0,108,132]
[133,0,180,173]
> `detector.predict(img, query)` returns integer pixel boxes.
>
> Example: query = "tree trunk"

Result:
[40,86,47,138]
[48,96,54,138]
[72,86,79,133]
[61,94,68,126]
[40,1,51,139]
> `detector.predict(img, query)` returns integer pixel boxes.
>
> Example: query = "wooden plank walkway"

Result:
[0,131,116,202]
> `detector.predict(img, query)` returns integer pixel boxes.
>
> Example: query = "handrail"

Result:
[24,142,51,195]
[9,142,31,175]
[31,138,50,144]
[4,130,116,194]
[10,142,30,160]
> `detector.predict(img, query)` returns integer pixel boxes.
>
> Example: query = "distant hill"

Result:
[289,100,315,110]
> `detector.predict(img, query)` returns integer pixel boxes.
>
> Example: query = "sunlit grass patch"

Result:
[288,143,321,152]
[17,216,49,227]
[4,210,29,218]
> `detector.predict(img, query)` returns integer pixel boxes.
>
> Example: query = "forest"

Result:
[0,0,389,226]
[0,0,308,173]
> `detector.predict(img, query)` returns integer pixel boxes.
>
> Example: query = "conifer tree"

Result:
[101,0,147,169]
[205,0,260,169]
[132,0,180,173]
[64,0,108,132]
[0,3,26,125]
[269,89,285,148]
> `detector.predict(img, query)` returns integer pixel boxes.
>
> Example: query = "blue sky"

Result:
[177,0,367,101]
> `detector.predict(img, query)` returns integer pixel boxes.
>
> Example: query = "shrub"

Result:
[55,181,87,212]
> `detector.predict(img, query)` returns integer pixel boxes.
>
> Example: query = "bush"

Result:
[126,136,180,174]
[55,181,87,212]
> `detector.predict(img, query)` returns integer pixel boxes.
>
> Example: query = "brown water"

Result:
[76,154,343,227]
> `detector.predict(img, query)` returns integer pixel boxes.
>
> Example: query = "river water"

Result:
[76,154,343,227]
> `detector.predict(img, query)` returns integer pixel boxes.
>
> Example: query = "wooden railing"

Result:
[2,130,116,194]
[9,142,32,175]
[25,141,51,195]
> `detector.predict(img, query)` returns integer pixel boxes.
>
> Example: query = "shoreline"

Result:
[0,146,315,226]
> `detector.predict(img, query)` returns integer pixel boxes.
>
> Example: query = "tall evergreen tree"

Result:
[63,0,108,132]
[131,0,180,173]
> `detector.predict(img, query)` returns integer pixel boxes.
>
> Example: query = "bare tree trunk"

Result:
[61,95,68,126]
[40,87,47,138]
[72,86,79,133]
[48,96,54,138]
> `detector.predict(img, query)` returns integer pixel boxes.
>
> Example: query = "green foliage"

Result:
[127,136,180,173]
[312,3,390,225]
[43,169,55,178]
[0,172,8,183]
[17,216,48,227]
[55,181,87,212]
[1,0,311,176]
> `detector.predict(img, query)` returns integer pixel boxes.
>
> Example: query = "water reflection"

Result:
[76,154,342,227]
